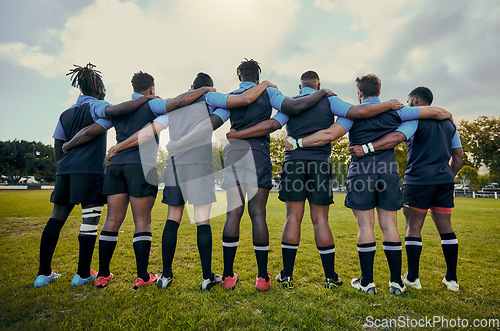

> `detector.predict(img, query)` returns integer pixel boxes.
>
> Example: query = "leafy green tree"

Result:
[270,133,286,176]
[330,136,350,186]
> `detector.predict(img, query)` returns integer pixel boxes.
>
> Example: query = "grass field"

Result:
[0,190,499,329]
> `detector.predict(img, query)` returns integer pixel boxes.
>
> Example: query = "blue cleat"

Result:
[71,269,97,286]
[34,271,62,288]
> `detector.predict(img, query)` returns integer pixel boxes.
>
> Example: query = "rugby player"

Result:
[348,87,463,291]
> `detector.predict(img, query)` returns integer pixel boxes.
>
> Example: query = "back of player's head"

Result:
[131,71,155,93]
[192,72,214,89]
[409,86,433,105]
[67,63,104,97]
[300,71,320,88]
[237,58,261,81]
[356,74,381,97]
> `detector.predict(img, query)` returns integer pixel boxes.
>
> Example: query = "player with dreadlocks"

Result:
[34,63,157,288]
[217,59,338,291]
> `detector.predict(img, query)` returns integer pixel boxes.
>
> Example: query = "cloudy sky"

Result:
[1,0,499,146]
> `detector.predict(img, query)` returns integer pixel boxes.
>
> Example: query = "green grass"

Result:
[0,191,499,329]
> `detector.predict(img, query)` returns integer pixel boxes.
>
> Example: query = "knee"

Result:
[227,206,244,220]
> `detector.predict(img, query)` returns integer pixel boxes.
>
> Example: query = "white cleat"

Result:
[402,273,422,289]
[389,281,407,295]
[351,278,377,295]
[442,277,459,292]
[157,275,173,289]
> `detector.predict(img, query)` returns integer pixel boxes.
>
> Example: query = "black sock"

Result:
[98,231,118,278]
[383,241,403,286]
[222,235,239,278]
[162,220,179,278]
[358,242,376,286]
[77,234,97,278]
[281,242,299,278]
[133,232,152,282]
[254,242,269,281]
[405,237,422,282]
[440,232,458,281]
[318,244,337,280]
[38,218,65,276]
[197,224,212,280]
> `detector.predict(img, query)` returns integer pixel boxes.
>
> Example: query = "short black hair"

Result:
[66,63,104,95]
[131,71,154,92]
[237,58,261,80]
[192,72,214,89]
[356,74,381,97]
[409,86,433,105]
[300,71,320,81]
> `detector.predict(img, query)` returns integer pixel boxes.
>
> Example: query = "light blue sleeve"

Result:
[451,131,462,148]
[397,106,420,121]
[271,111,289,127]
[90,99,111,120]
[395,120,418,140]
[266,87,286,111]
[52,120,67,140]
[95,118,113,130]
[328,96,353,117]
[205,92,229,110]
[335,117,353,132]
[154,114,169,128]
[148,98,169,116]
[212,108,230,123]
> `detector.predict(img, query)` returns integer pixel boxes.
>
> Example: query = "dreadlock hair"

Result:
[131,71,155,93]
[192,72,214,89]
[236,58,261,81]
[356,74,381,98]
[409,86,433,105]
[66,63,104,96]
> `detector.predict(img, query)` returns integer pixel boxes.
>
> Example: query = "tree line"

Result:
[1,116,498,187]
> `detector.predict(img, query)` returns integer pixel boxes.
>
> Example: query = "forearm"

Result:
[231,120,280,139]
[418,106,452,120]
[372,132,407,151]
[302,124,346,147]
[226,81,270,108]
[117,122,164,152]
[54,139,64,161]
[346,102,392,119]
[104,96,150,118]
[64,123,104,151]
[451,148,463,177]
[280,90,327,116]
[166,87,211,112]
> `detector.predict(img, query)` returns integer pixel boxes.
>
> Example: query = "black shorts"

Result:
[162,163,216,206]
[278,160,333,205]
[50,174,106,205]
[222,149,272,189]
[402,183,454,210]
[102,164,158,197]
[345,173,402,211]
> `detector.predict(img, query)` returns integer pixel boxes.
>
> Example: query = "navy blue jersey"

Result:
[404,119,461,185]
[227,89,273,155]
[108,102,158,167]
[285,96,334,162]
[56,103,108,175]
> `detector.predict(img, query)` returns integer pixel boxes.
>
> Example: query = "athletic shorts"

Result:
[222,149,272,189]
[102,164,158,197]
[162,163,216,206]
[278,160,333,205]
[345,173,402,211]
[50,174,106,205]
[402,183,454,210]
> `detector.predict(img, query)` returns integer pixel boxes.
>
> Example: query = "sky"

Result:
[1,0,499,147]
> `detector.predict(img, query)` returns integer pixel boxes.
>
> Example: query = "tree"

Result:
[270,133,286,176]
[330,136,350,186]
[457,116,500,182]
[156,148,168,182]
[0,140,56,183]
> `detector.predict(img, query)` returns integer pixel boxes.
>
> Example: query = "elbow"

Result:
[240,97,252,106]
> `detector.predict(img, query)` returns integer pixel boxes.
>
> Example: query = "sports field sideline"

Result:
[0,190,498,329]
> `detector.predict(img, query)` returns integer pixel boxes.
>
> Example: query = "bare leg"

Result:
[280,201,305,277]
[352,209,376,286]
[310,203,337,280]
[377,208,403,285]
[403,207,427,281]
